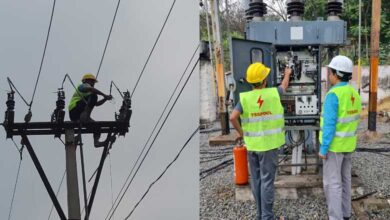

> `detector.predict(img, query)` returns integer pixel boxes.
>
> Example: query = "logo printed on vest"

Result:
[347,109,358,115]
[351,95,355,106]
[257,95,264,109]
[251,111,272,117]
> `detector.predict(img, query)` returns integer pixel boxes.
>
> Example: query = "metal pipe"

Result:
[368,0,382,131]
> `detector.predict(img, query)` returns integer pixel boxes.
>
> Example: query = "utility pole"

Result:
[357,0,362,94]
[2,88,132,220]
[368,0,381,131]
[65,129,81,219]
[209,0,230,135]
[202,0,218,101]
[210,0,230,135]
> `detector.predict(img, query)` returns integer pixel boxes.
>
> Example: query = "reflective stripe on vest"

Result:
[337,114,360,123]
[68,84,91,111]
[241,114,284,123]
[335,131,356,137]
[239,87,285,152]
[244,127,284,137]
[319,84,362,152]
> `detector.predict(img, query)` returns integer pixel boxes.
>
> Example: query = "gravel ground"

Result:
[200,120,390,220]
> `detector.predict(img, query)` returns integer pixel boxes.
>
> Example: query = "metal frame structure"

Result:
[2,89,132,220]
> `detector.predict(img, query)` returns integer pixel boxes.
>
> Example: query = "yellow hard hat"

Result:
[246,62,270,83]
[82,73,98,82]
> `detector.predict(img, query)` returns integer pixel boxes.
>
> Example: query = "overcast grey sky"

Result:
[0,0,199,219]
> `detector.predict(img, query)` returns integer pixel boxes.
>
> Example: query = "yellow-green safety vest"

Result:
[319,85,362,152]
[68,84,91,111]
[240,88,285,152]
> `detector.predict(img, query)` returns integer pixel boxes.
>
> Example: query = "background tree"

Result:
[200,0,390,71]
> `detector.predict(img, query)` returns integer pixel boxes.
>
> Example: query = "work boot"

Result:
[94,138,108,148]
[93,133,107,148]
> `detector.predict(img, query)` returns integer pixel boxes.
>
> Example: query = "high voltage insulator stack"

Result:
[245,0,267,21]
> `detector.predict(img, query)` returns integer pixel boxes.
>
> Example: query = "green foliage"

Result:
[303,0,327,20]
[200,0,390,68]
[341,0,390,65]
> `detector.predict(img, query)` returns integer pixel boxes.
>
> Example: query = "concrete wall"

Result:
[200,59,217,126]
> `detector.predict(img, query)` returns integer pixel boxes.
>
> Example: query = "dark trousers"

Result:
[69,94,97,121]
[248,148,278,220]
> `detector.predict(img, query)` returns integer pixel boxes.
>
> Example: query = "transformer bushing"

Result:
[287,0,305,21]
[245,0,267,21]
[327,0,342,20]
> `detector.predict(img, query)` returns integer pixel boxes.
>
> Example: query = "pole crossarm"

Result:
[3,121,129,137]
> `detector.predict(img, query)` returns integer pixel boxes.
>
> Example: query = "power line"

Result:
[11,138,21,155]
[124,126,199,219]
[29,0,57,110]
[104,44,199,219]
[96,0,122,78]
[7,144,24,220]
[106,55,199,220]
[130,0,177,98]
[47,170,66,220]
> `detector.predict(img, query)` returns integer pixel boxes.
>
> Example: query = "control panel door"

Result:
[230,38,272,105]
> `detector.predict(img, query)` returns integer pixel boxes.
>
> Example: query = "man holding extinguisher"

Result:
[230,62,291,220]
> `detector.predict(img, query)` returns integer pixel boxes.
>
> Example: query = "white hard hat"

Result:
[327,55,353,76]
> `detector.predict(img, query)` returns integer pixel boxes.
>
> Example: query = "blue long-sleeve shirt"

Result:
[320,82,348,155]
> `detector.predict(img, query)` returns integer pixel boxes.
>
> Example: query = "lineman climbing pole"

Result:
[2,80,132,220]
[209,0,230,135]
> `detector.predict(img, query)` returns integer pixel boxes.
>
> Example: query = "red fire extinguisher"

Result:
[233,142,248,185]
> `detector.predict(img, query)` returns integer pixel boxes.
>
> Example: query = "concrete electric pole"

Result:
[368,0,381,131]
[209,0,230,135]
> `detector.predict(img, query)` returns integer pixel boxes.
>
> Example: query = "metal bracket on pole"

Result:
[21,132,67,220]
[85,132,115,220]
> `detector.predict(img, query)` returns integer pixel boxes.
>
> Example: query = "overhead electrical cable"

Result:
[7,142,24,220]
[104,44,199,219]
[7,159,22,220]
[29,0,57,110]
[11,138,22,155]
[131,0,177,98]
[106,56,199,220]
[96,0,122,78]
[47,170,66,220]
[123,126,199,219]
